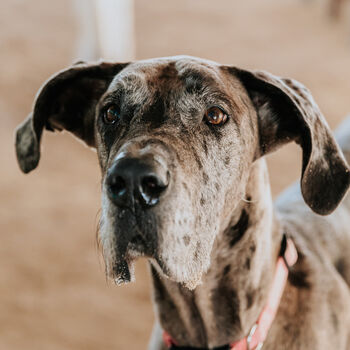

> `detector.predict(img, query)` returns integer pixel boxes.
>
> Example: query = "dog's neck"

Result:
[150,159,283,348]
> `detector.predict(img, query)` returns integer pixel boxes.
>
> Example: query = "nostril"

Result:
[108,175,127,198]
[142,175,158,191]
[140,175,167,206]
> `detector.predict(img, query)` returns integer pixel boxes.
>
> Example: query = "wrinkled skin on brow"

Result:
[97,58,258,288]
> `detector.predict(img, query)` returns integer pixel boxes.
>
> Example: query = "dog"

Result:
[15,56,350,349]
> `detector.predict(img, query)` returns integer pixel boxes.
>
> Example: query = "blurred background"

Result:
[1,0,350,349]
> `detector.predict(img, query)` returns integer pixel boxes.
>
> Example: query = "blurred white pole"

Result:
[95,0,135,61]
[73,0,135,62]
[73,0,100,61]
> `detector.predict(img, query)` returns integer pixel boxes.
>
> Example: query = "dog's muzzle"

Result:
[101,149,171,284]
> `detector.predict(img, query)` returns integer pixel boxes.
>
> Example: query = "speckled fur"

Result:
[15,56,350,349]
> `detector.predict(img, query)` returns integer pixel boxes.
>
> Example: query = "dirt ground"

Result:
[1,0,350,349]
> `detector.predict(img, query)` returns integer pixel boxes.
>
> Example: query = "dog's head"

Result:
[16,56,349,288]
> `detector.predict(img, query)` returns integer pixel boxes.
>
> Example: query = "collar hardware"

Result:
[246,324,263,350]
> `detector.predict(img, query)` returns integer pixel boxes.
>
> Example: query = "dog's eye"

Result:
[204,106,228,125]
[103,105,120,124]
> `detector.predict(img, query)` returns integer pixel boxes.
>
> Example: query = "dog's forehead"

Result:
[100,56,248,131]
[109,56,222,89]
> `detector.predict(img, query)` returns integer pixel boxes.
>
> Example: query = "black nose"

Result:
[106,158,168,208]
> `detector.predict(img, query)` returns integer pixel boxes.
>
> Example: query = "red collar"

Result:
[163,237,298,350]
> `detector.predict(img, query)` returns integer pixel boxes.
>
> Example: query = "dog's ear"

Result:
[15,61,128,174]
[232,68,350,215]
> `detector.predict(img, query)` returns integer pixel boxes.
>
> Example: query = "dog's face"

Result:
[15,56,349,289]
[96,58,257,287]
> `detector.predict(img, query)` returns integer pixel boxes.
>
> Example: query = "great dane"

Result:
[15,56,350,349]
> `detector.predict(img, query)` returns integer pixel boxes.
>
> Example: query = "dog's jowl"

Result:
[15,56,350,349]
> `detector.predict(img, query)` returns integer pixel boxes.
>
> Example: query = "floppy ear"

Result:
[233,68,350,215]
[15,61,128,174]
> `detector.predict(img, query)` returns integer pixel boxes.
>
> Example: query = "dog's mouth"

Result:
[106,237,150,285]
[103,222,205,290]
[100,205,159,285]
[100,193,206,289]
[109,247,142,285]
[110,247,170,286]
[113,234,156,284]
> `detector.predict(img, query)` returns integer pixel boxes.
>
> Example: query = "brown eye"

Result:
[204,106,228,125]
[103,105,120,124]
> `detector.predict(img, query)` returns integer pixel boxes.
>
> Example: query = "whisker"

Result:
[94,208,102,251]
[241,196,259,203]
[94,208,108,278]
